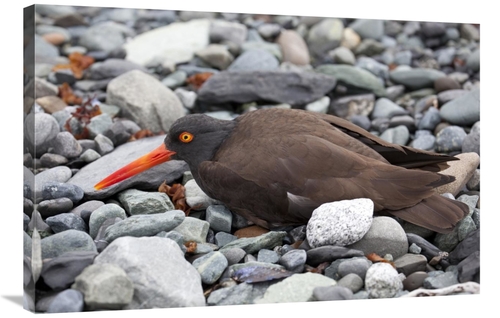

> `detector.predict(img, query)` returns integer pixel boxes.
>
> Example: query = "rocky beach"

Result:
[22,4,480,314]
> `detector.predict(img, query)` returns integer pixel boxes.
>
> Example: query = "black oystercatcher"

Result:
[95,108,468,233]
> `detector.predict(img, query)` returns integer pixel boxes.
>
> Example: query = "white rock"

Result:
[124,19,210,67]
[185,179,222,209]
[306,198,374,248]
[365,262,403,298]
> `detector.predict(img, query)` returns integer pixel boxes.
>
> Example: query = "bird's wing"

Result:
[212,132,445,212]
[315,112,457,171]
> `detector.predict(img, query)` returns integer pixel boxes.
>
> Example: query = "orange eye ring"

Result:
[179,132,194,143]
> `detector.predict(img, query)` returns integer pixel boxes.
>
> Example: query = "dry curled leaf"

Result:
[186,72,213,90]
[53,52,95,79]
[158,181,192,215]
[59,82,83,105]
[366,253,396,268]
[128,129,156,142]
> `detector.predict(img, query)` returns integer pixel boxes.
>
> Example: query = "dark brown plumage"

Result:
[96,108,468,233]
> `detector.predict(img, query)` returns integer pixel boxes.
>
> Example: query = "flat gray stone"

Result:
[172,216,210,243]
[198,70,337,106]
[104,210,185,242]
[389,68,446,90]
[67,135,188,200]
[192,251,228,284]
[220,231,286,254]
[88,58,148,80]
[228,49,279,72]
[440,88,480,126]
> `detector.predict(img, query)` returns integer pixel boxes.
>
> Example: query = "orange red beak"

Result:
[94,144,176,190]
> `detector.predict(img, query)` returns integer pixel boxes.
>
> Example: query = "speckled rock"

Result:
[306,199,373,248]
[365,263,403,298]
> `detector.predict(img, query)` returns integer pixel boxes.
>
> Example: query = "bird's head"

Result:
[94,114,236,190]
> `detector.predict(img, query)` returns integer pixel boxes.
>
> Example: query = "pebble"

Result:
[389,68,446,90]
[174,88,197,109]
[306,246,364,267]
[276,30,310,65]
[195,44,234,70]
[41,229,97,259]
[423,271,459,289]
[36,96,67,114]
[456,251,480,283]
[162,70,187,89]
[40,251,97,290]
[69,200,104,218]
[257,249,280,264]
[106,70,184,133]
[220,231,287,254]
[337,257,372,280]
[417,107,441,130]
[215,232,237,247]
[371,97,407,119]
[349,19,384,40]
[38,197,74,218]
[278,249,307,273]
[306,199,373,248]
[403,271,428,291]
[394,253,428,276]
[210,19,248,45]
[329,46,356,65]
[117,189,175,215]
[336,273,364,293]
[79,149,101,163]
[88,204,127,239]
[40,153,69,168]
[94,236,205,308]
[306,18,344,58]
[25,112,60,158]
[435,125,467,153]
[105,210,185,242]
[356,56,389,79]
[88,58,147,80]
[173,216,210,243]
[46,213,87,233]
[365,263,403,298]
[46,289,84,313]
[330,94,375,118]
[440,88,480,126]
[462,121,480,155]
[449,229,479,265]
[192,251,228,284]
[79,21,131,53]
[380,125,410,145]
[256,272,336,303]
[42,181,84,204]
[305,96,330,114]
[312,285,353,301]
[316,64,386,96]
[466,49,480,72]
[220,248,246,266]
[206,205,233,233]
[348,216,409,260]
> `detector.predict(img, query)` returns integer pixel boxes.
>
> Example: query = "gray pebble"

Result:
[40,153,69,168]
[206,205,233,233]
[337,257,372,280]
[220,247,246,266]
[42,181,84,204]
[192,251,229,284]
[423,271,459,289]
[46,213,87,233]
[46,289,84,313]
[94,134,114,156]
[215,232,238,247]
[312,285,353,301]
[38,197,74,218]
[336,273,364,293]
[49,132,83,159]
[435,126,467,152]
[279,249,307,273]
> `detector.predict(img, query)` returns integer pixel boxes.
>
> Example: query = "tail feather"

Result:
[386,194,469,233]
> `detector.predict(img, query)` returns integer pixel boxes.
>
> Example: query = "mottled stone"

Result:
[365,263,403,298]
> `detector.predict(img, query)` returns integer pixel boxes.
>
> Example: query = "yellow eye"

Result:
[179,132,194,143]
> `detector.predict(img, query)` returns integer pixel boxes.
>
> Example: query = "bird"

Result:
[95,108,468,233]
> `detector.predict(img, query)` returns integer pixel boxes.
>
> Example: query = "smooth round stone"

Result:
[462,121,480,155]
[162,71,187,89]
[25,112,60,158]
[434,77,461,93]
[389,68,446,90]
[380,125,410,145]
[36,95,67,114]
[437,89,467,105]
[49,131,83,159]
[341,27,361,50]
[412,134,436,150]
[79,21,130,53]
[329,46,356,65]
[241,41,282,61]
[336,273,364,293]
[365,263,403,298]
[348,19,384,40]
[206,205,233,233]
[354,39,385,56]
[42,181,84,204]
[403,271,428,291]
[88,58,148,80]
[41,229,97,259]
[80,149,101,163]
[435,126,467,152]
[46,213,87,233]
[418,107,441,130]
[228,49,279,72]
[337,257,372,280]
[210,19,248,45]
[40,153,69,168]
[88,204,127,239]
[348,216,408,260]
[306,199,373,248]
[278,249,307,273]
[305,96,330,114]
[215,232,238,247]
[350,115,371,131]
[46,289,84,313]
[372,98,407,119]
[316,64,386,96]
[276,30,310,66]
[306,18,344,58]
[440,88,480,126]
[221,247,246,266]
[356,56,389,79]
[38,197,74,218]
[257,249,280,264]
[313,285,353,301]
[195,44,234,70]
